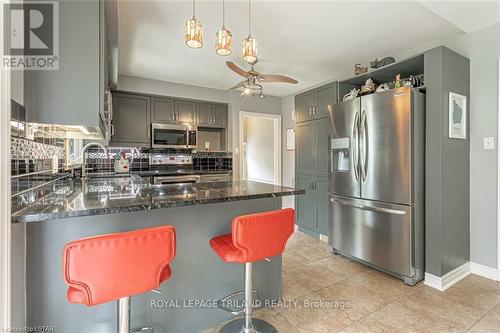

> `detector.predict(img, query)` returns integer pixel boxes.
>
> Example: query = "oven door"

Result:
[152,123,188,148]
[153,175,200,185]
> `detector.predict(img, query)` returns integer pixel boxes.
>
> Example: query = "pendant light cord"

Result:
[222,0,225,27]
[248,0,251,35]
[192,0,196,18]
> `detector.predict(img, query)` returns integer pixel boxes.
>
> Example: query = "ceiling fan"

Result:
[226,61,298,98]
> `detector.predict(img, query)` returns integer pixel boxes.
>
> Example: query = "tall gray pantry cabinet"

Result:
[295,82,337,236]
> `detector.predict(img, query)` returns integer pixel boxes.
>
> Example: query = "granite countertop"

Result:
[11,175,304,223]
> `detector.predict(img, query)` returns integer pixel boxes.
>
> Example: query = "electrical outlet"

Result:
[484,137,495,150]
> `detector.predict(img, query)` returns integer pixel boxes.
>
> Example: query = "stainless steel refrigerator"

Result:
[328,86,424,285]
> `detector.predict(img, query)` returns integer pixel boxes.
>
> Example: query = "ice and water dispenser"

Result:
[330,138,350,172]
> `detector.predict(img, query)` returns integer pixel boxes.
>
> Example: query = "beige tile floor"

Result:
[202,231,500,333]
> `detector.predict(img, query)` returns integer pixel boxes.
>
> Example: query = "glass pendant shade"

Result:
[242,36,257,64]
[185,17,203,49]
[215,27,232,56]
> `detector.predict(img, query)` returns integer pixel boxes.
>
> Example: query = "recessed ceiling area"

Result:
[118,1,481,97]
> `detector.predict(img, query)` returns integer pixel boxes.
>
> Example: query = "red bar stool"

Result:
[209,208,295,333]
[62,225,176,333]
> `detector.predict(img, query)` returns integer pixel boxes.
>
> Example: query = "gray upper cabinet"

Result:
[197,103,213,127]
[111,93,150,146]
[315,83,337,120]
[198,103,227,128]
[151,97,175,123]
[212,105,227,128]
[25,0,112,131]
[295,91,315,123]
[175,101,197,124]
[295,82,337,123]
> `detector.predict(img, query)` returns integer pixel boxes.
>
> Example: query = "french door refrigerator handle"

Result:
[359,110,367,181]
[352,111,360,181]
[329,197,406,215]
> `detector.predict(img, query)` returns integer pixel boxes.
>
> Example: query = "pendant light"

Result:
[185,0,203,49]
[215,0,232,56]
[242,0,257,64]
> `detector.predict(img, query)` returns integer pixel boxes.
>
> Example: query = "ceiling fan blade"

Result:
[258,74,298,84]
[228,81,246,91]
[226,62,250,78]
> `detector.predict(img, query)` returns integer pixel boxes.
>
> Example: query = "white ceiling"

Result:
[418,1,500,34]
[117,1,486,97]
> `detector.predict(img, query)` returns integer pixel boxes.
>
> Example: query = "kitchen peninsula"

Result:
[12,176,303,333]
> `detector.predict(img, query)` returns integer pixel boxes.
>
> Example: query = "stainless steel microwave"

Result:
[151,123,197,149]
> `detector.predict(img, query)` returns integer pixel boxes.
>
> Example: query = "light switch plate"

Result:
[484,137,495,150]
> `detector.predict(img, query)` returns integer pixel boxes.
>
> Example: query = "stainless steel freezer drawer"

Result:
[329,195,414,279]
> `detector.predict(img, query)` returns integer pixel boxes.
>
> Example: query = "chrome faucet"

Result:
[81,142,108,178]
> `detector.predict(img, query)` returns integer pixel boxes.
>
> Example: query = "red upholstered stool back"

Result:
[62,225,176,306]
[232,208,294,263]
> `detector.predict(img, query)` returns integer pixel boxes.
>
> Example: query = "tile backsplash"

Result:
[84,147,233,174]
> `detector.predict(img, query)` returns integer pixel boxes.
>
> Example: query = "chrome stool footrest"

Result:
[217,290,260,315]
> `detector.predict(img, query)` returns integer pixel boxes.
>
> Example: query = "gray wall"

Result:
[118,75,230,103]
[396,23,500,270]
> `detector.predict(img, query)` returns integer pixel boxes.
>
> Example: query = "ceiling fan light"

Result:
[215,27,232,56]
[242,36,257,64]
[185,17,203,49]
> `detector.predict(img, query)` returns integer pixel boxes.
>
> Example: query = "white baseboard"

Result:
[424,262,471,291]
[471,262,499,281]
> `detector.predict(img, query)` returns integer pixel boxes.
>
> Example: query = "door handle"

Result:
[352,111,360,181]
[329,197,406,215]
[359,110,367,181]
[309,107,312,116]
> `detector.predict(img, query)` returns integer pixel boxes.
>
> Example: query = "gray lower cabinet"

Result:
[316,177,329,235]
[151,97,175,123]
[295,175,317,232]
[295,175,328,235]
[111,93,150,145]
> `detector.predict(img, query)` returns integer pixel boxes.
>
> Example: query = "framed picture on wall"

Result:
[448,92,467,139]
[286,128,295,150]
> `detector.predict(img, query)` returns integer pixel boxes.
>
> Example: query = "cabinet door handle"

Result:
[309,107,312,116]
[110,124,115,136]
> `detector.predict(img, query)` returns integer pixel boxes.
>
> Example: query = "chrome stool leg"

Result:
[117,296,154,333]
[219,263,278,333]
